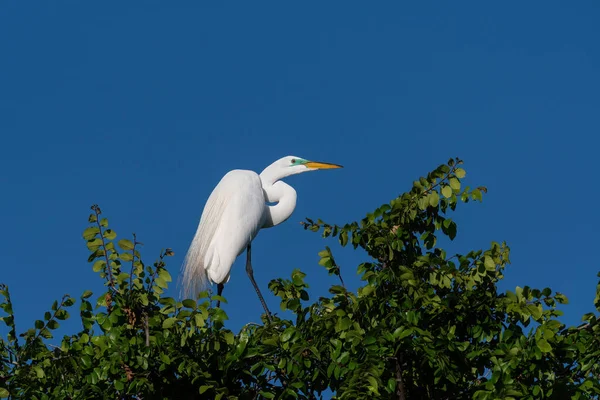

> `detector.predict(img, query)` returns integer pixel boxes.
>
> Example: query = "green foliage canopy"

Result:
[1,159,599,399]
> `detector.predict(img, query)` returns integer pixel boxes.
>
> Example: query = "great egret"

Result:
[181,156,342,320]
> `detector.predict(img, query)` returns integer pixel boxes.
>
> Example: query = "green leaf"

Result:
[82,227,100,240]
[361,284,375,297]
[199,385,212,395]
[120,252,134,262]
[118,239,135,251]
[160,353,171,365]
[428,191,440,207]
[340,230,348,246]
[0,388,9,398]
[527,304,542,320]
[441,185,453,198]
[394,327,413,340]
[211,295,227,304]
[162,317,177,329]
[449,177,461,191]
[40,328,53,339]
[158,268,172,283]
[447,220,457,240]
[484,256,495,271]
[194,313,205,328]
[455,168,466,178]
[33,366,45,379]
[182,299,196,309]
[155,276,168,289]
[116,272,129,285]
[336,317,351,331]
[537,338,552,353]
[86,238,103,250]
[387,378,396,392]
[367,376,379,395]
[81,355,92,368]
[363,336,376,345]
[281,327,295,342]
[114,380,124,391]
[103,229,117,240]
[92,260,106,273]
[555,293,569,304]
[55,309,68,320]
[223,331,234,345]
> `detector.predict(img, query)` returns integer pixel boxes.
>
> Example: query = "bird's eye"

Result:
[290,158,296,164]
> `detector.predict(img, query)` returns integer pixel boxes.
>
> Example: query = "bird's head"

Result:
[260,156,343,182]
[280,155,343,171]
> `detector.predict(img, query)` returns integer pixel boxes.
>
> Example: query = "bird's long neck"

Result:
[260,168,298,229]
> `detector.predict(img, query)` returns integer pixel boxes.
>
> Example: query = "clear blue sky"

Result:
[1,2,599,340]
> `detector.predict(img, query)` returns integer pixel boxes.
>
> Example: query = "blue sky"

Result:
[1,2,599,341]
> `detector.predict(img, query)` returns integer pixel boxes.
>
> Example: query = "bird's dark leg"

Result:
[216,283,224,308]
[245,243,272,323]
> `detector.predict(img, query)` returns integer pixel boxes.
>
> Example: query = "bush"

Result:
[1,159,599,399]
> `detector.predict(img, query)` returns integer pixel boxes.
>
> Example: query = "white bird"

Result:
[180,156,342,320]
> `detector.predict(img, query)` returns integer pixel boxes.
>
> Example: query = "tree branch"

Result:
[395,353,406,400]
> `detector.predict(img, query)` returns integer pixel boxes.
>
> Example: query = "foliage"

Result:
[1,158,600,399]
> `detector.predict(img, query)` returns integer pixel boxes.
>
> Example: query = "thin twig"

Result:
[92,205,116,290]
[129,233,137,295]
[336,265,346,289]
[144,312,150,347]
[0,284,20,353]
[565,322,593,336]
[30,295,68,345]
[147,249,167,292]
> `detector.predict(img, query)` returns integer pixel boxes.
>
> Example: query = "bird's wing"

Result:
[205,172,265,283]
[180,170,265,298]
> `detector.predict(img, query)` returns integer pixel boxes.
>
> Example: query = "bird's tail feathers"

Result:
[179,235,210,300]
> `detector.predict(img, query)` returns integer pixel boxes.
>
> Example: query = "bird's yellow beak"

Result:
[304,161,343,170]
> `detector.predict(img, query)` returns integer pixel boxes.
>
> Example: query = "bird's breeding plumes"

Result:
[180,170,263,298]
[179,156,342,318]
[180,182,226,298]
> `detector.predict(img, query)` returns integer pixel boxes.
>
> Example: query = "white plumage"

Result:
[180,155,342,317]
[181,170,264,295]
